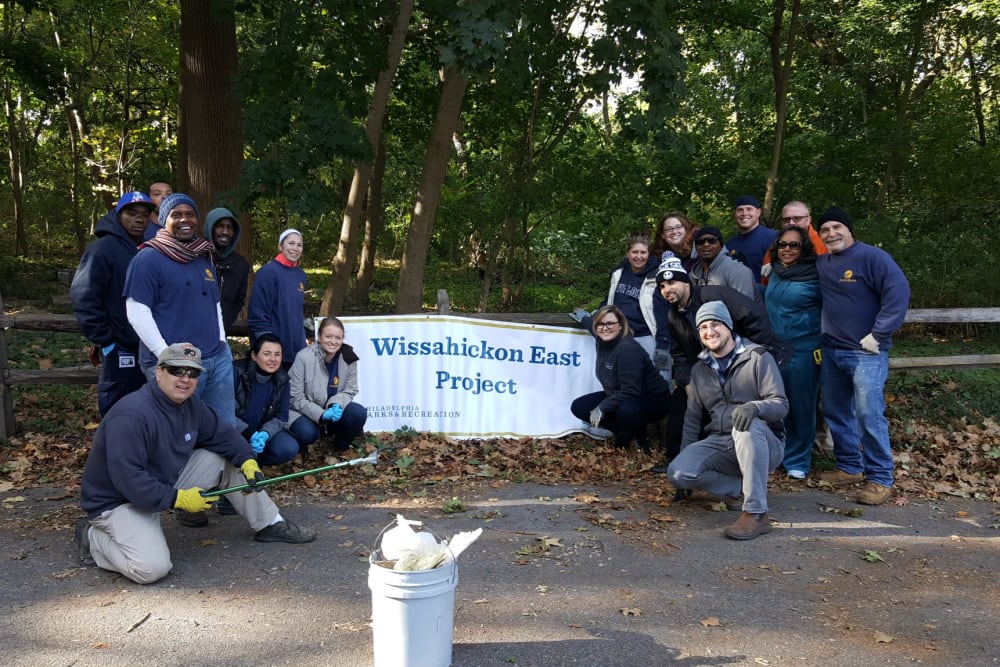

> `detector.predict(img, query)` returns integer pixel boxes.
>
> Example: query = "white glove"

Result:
[860,333,880,354]
[760,263,773,279]
[589,407,603,429]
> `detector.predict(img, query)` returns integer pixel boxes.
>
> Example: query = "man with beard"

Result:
[124,193,236,428]
[665,302,788,540]
[650,259,788,473]
[205,207,250,334]
[688,226,759,301]
[71,192,155,415]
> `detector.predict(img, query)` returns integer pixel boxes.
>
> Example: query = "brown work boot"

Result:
[855,482,892,505]
[723,512,771,540]
[819,469,864,487]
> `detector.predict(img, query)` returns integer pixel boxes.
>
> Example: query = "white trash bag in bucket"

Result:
[368,515,482,667]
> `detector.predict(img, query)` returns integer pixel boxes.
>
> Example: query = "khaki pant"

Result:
[87,449,279,584]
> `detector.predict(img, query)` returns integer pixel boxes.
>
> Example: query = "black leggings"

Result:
[571,391,670,443]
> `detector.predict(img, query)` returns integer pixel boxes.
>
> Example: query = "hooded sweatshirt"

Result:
[71,210,143,351]
[205,207,250,333]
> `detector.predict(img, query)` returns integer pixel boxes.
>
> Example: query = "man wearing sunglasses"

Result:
[760,201,828,285]
[689,226,759,302]
[77,343,316,585]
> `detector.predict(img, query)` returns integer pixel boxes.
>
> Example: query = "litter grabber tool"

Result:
[201,448,381,497]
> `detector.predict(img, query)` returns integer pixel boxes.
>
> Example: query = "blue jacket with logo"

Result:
[80,382,253,518]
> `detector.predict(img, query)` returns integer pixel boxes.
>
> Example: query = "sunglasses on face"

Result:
[695,237,719,246]
[163,366,201,379]
[779,215,808,225]
[776,241,802,249]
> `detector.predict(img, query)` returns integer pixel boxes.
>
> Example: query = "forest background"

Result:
[1,1,999,502]
[2,0,999,314]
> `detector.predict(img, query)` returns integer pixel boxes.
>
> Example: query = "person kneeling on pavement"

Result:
[666,302,788,540]
[77,343,316,585]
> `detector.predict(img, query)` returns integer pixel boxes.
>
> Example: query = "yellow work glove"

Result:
[240,459,266,492]
[174,487,218,513]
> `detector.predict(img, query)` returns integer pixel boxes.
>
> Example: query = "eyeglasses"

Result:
[779,215,809,225]
[695,237,719,246]
[662,225,685,234]
[776,241,802,249]
[163,366,202,379]
[595,320,621,330]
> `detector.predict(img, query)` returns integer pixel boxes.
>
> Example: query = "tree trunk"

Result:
[3,90,28,256]
[321,0,413,315]
[763,0,801,219]
[396,66,468,313]
[965,38,986,147]
[347,134,387,306]
[178,0,243,220]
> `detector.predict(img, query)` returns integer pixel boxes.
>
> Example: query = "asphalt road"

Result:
[1,480,998,666]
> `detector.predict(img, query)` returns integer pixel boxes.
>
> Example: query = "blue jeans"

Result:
[256,429,307,467]
[142,348,237,426]
[821,347,893,487]
[780,348,821,475]
[289,402,368,452]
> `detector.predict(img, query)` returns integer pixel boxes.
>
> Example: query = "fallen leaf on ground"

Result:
[873,631,894,643]
[700,617,721,627]
[620,607,641,617]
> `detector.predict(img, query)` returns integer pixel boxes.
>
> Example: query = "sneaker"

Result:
[216,495,237,516]
[856,482,892,505]
[176,509,209,528]
[254,519,317,544]
[75,517,95,566]
[723,512,771,540]
[819,469,865,487]
[786,470,807,480]
[582,424,614,440]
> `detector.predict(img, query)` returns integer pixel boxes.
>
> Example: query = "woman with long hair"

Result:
[288,317,368,453]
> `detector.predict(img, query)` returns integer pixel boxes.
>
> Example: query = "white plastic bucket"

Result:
[368,553,458,667]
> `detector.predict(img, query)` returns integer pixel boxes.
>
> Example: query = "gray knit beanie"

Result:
[695,301,734,331]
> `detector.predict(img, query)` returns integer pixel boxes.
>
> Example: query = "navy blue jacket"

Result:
[70,211,142,351]
[80,382,253,519]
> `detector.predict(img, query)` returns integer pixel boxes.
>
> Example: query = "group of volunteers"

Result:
[70,186,368,583]
[570,196,910,540]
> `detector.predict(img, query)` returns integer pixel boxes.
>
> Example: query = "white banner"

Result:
[330,315,601,438]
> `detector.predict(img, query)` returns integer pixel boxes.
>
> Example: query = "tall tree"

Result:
[321,0,414,316]
[178,0,243,220]
[763,0,801,217]
[396,65,468,312]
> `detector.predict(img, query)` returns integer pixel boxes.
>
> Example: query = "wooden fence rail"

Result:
[2,293,999,438]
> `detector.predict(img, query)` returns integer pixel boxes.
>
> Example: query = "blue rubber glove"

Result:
[101,343,116,356]
[249,431,269,453]
[322,404,344,422]
[569,309,590,324]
